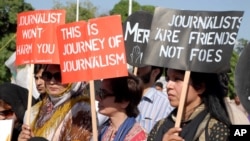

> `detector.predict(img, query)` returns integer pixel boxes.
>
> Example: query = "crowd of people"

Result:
[0,10,249,141]
[0,61,249,141]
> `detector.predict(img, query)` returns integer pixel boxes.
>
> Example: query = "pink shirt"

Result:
[101,123,147,141]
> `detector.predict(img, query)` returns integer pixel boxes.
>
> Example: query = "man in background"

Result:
[154,81,163,92]
[34,64,46,102]
[136,65,173,133]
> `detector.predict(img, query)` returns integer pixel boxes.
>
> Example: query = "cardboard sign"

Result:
[235,43,250,114]
[143,7,244,73]
[123,11,153,67]
[16,10,65,65]
[57,15,128,83]
[0,119,14,141]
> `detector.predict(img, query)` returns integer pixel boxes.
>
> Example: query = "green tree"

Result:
[0,0,33,84]
[53,0,96,23]
[109,0,155,22]
[234,38,249,54]
[141,5,155,14]
[110,0,141,22]
[228,38,249,99]
[227,51,239,99]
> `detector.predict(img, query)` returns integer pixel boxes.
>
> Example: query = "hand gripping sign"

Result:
[143,7,243,73]
[143,7,244,129]
[56,15,127,141]
[15,9,65,125]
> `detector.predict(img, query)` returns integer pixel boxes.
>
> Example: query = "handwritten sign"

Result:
[16,10,65,65]
[57,15,128,83]
[123,11,153,67]
[143,7,244,73]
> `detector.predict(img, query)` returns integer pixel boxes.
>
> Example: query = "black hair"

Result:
[190,72,231,126]
[152,66,163,81]
[28,137,49,141]
[0,83,36,124]
[104,73,143,117]
[155,81,163,88]
[34,64,46,74]
[164,68,231,126]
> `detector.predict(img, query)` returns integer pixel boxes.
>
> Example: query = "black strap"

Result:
[180,110,208,140]
[205,119,210,141]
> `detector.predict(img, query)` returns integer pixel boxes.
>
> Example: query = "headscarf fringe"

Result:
[32,95,88,137]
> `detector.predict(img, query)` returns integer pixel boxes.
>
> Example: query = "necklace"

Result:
[183,103,202,121]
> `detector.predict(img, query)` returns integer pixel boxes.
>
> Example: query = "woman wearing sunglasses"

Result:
[18,64,92,141]
[0,83,35,141]
[97,73,147,141]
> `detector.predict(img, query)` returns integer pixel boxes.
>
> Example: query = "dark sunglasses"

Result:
[96,89,114,100]
[0,109,14,117]
[42,71,61,82]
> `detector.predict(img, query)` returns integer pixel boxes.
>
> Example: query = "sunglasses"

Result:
[0,109,14,117]
[96,89,114,100]
[42,71,61,82]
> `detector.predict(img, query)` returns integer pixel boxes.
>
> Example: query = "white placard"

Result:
[0,119,14,141]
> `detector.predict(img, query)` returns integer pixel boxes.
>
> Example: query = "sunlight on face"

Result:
[166,69,201,108]
[97,80,125,117]
[44,65,69,96]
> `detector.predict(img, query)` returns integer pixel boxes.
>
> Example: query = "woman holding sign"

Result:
[147,69,231,141]
[97,73,147,141]
[18,64,92,141]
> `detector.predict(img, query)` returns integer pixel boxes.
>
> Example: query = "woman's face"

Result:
[43,65,69,96]
[166,69,202,108]
[96,80,128,117]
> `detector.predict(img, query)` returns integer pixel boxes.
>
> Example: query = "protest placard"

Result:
[123,11,153,67]
[0,119,14,141]
[15,9,65,125]
[143,7,244,129]
[57,15,128,83]
[143,7,244,73]
[16,10,65,65]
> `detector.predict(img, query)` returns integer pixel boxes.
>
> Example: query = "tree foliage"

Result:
[0,0,33,84]
[234,38,249,54]
[228,39,249,98]
[109,0,155,22]
[141,5,155,14]
[110,0,141,22]
[53,0,96,23]
[228,51,239,98]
